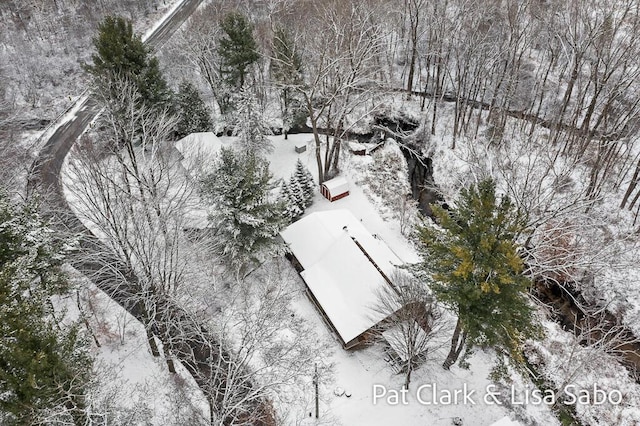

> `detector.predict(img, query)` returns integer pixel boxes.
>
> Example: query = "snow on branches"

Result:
[279,159,315,222]
[200,147,286,275]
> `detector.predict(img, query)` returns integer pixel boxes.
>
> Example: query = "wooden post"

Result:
[314,363,319,419]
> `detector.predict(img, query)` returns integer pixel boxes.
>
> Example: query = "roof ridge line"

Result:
[349,234,396,291]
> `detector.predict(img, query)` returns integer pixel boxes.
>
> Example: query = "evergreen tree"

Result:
[85,15,172,108]
[233,89,273,156]
[218,12,260,88]
[200,148,286,274]
[414,179,542,369]
[289,174,306,211]
[0,195,91,425]
[279,181,302,221]
[175,80,213,139]
[271,26,304,139]
[293,159,315,207]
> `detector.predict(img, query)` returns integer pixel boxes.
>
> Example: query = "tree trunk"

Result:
[407,24,418,96]
[163,343,176,374]
[306,98,325,183]
[443,317,466,370]
[209,396,215,425]
[283,88,289,140]
[550,54,581,147]
[621,158,640,208]
[147,331,161,357]
[404,365,412,390]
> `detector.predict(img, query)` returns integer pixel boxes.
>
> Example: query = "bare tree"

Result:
[0,74,29,197]
[403,0,427,96]
[65,76,192,367]
[165,258,332,425]
[280,0,386,182]
[171,3,224,110]
[525,314,640,424]
[373,270,447,389]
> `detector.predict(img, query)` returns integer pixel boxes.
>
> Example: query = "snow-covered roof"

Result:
[281,210,400,271]
[349,141,367,152]
[281,209,402,345]
[174,132,223,172]
[349,141,385,155]
[321,176,349,195]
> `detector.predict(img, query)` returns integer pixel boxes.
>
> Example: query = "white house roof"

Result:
[321,176,349,195]
[280,210,400,271]
[174,132,223,172]
[281,210,402,344]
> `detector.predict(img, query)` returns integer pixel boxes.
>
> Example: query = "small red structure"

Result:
[321,176,350,202]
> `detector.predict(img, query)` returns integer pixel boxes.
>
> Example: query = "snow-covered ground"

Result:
[60,128,640,425]
[254,133,419,264]
[257,134,556,425]
[57,267,208,425]
[290,281,553,426]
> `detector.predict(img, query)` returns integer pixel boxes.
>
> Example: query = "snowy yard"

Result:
[289,280,554,426]
[258,133,557,425]
[59,130,640,425]
[9,0,640,423]
[59,268,209,425]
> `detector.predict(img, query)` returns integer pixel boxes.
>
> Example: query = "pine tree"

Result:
[0,195,92,425]
[175,80,213,139]
[279,181,302,221]
[200,148,286,274]
[232,89,273,156]
[293,159,315,207]
[414,179,542,369]
[85,15,172,108]
[218,12,260,88]
[139,56,173,108]
[271,26,304,139]
[289,174,306,211]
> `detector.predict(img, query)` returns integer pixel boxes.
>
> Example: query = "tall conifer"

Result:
[218,12,260,88]
[200,149,286,273]
[415,179,542,369]
[175,80,213,139]
[85,15,172,108]
[0,195,91,425]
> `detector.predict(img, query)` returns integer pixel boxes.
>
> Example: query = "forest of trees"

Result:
[5,0,640,195]
[3,0,640,425]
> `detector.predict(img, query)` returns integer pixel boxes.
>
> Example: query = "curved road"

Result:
[27,2,271,424]
[29,0,203,198]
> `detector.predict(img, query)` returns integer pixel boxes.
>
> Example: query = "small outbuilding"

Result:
[348,140,386,156]
[294,142,307,153]
[320,176,350,202]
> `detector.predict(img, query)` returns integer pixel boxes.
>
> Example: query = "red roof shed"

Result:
[321,176,350,202]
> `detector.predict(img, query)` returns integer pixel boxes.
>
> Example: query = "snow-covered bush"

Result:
[357,140,419,236]
[293,159,315,207]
